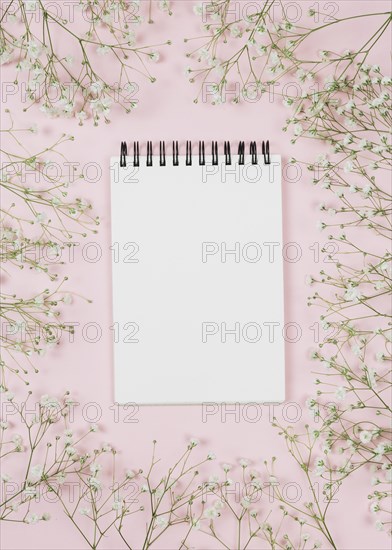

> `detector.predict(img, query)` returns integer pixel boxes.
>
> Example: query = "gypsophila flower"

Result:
[334,387,347,400]
[149,51,160,62]
[88,477,101,491]
[25,514,40,525]
[112,499,123,511]
[40,395,60,408]
[204,506,219,519]
[359,431,373,444]
[97,45,111,55]
[90,462,102,475]
[156,516,169,527]
[28,465,43,483]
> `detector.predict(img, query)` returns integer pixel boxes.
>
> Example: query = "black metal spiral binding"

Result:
[224,141,231,165]
[134,142,139,167]
[238,141,245,165]
[262,140,270,165]
[120,141,127,167]
[159,141,166,166]
[173,141,179,166]
[146,141,153,167]
[199,141,205,165]
[250,141,257,165]
[212,141,218,166]
[120,141,271,167]
[186,141,192,166]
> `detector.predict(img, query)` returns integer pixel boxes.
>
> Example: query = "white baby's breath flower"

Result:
[90,462,102,475]
[56,472,66,485]
[214,499,224,510]
[370,502,380,513]
[241,496,251,509]
[28,464,43,483]
[156,516,168,527]
[5,391,14,401]
[97,45,110,55]
[88,477,101,491]
[149,51,160,62]
[193,3,203,16]
[75,111,87,125]
[12,434,22,445]
[230,24,242,38]
[334,387,346,400]
[158,1,171,13]
[26,40,41,59]
[190,518,201,529]
[25,513,40,525]
[293,123,303,136]
[359,431,373,444]
[35,212,48,224]
[155,487,164,498]
[62,294,73,305]
[24,0,38,10]
[344,284,362,302]
[204,506,219,518]
[40,395,60,408]
[344,161,354,173]
[65,446,77,456]
[316,220,326,231]
[0,49,13,65]
[24,486,37,498]
[112,499,123,511]
[375,444,386,456]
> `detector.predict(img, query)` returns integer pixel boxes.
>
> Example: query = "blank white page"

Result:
[110,154,285,404]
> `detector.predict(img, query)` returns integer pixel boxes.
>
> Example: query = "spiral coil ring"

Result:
[119,141,271,167]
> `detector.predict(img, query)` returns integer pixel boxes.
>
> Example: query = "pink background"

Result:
[1,1,390,548]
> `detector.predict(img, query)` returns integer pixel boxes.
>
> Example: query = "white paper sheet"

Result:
[110,154,285,404]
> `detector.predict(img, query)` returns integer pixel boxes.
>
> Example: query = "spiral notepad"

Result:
[110,141,285,404]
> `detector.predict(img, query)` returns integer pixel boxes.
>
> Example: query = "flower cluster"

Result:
[290,65,391,535]
[0,391,98,525]
[1,113,97,386]
[186,2,391,106]
[284,33,392,546]
[44,437,222,548]
[0,0,171,124]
